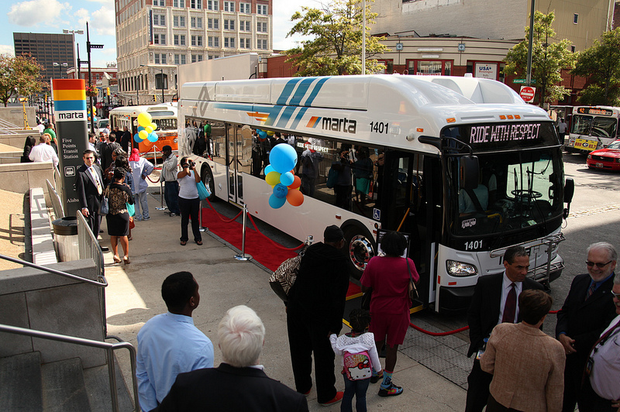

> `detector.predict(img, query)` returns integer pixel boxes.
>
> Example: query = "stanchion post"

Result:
[199,198,207,232]
[234,204,252,261]
[155,147,167,211]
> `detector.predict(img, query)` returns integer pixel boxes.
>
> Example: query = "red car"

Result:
[587,140,620,171]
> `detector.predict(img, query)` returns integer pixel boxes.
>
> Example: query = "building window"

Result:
[207,0,219,10]
[173,0,186,7]
[191,17,196,27]
[191,54,204,63]
[154,34,166,45]
[223,1,234,12]
[180,35,186,45]
[153,0,164,5]
[191,35,203,46]
[224,19,235,30]
[257,22,267,33]
[175,54,180,64]
[257,4,268,15]
[239,2,251,13]
[154,54,160,64]
[208,36,220,47]
[240,38,251,49]
[224,37,235,48]
[153,14,166,26]
[571,45,576,53]
[196,17,202,28]
[257,38,267,49]
[406,60,452,76]
[208,18,219,29]
[240,20,250,31]
[174,15,186,27]
[190,0,202,8]
[573,13,579,24]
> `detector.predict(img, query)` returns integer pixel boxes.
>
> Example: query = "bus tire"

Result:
[201,163,216,202]
[342,222,376,280]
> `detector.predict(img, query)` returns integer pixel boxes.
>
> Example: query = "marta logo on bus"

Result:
[321,117,357,134]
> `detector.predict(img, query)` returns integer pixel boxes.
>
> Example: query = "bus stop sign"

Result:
[520,86,536,103]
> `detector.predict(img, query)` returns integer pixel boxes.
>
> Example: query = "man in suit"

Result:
[556,242,617,412]
[76,150,105,240]
[156,305,308,412]
[465,245,544,412]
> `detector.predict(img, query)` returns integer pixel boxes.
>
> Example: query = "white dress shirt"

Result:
[29,143,59,168]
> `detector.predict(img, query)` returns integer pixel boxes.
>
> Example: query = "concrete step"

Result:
[83,356,135,412]
[0,352,43,411]
[41,358,91,412]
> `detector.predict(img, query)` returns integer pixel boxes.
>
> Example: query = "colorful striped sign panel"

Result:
[52,79,87,121]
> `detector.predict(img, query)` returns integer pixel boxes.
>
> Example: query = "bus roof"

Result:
[180,75,551,153]
[109,103,177,117]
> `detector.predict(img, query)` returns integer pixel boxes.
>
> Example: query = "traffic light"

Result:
[106,87,110,96]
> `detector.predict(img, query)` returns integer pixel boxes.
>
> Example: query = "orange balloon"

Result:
[287,188,304,207]
[289,175,301,190]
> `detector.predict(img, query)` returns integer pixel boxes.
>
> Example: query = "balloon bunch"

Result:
[264,143,304,209]
[134,112,159,143]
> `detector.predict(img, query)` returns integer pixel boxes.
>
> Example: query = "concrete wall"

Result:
[0,106,37,129]
[0,161,56,205]
[0,131,40,150]
[0,259,106,368]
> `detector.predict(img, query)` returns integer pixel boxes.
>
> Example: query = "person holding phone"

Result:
[177,157,202,246]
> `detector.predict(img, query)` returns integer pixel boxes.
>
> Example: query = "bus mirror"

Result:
[564,178,574,203]
[460,156,479,190]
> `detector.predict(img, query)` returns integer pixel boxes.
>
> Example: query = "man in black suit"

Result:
[465,245,544,412]
[156,305,308,412]
[76,150,105,239]
[556,242,617,412]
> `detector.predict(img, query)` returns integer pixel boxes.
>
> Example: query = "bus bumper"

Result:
[438,285,476,313]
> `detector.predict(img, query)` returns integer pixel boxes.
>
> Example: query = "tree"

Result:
[285,0,389,77]
[503,11,576,106]
[572,28,620,106]
[0,54,44,107]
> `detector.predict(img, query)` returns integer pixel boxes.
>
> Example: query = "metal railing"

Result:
[46,179,64,219]
[0,324,139,412]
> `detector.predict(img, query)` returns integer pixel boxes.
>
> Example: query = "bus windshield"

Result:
[448,149,564,238]
[153,118,177,131]
[572,114,618,139]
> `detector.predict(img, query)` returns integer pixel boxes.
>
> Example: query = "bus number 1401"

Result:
[370,121,389,134]
[465,240,483,251]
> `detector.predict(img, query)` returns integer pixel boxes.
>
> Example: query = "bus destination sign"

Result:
[577,107,613,116]
[469,123,541,144]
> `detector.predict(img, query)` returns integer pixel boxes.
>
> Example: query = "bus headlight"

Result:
[446,260,478,277]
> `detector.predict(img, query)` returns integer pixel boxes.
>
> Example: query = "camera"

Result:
[182,160,195,169]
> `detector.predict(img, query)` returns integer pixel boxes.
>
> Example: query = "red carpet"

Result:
[201,207,362,298]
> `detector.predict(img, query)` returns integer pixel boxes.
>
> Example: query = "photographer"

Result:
[177,157,203,246]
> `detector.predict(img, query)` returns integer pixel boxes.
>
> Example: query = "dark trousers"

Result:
[465,358,493,412]
[562,353,588,412]
[287,304,337,404]
[164,181,180,214]
[335,184,352,210]
[178,197,201,243]
[486,394,523,412]
[577,373,616,412]
[85,208,101,239]
[342,375,370,412]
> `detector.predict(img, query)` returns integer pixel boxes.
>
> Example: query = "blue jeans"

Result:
[164,181,180,214]
[342,375,370,412]
[134,191,149,219]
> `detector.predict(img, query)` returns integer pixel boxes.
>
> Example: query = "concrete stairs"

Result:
[0,352,134,412]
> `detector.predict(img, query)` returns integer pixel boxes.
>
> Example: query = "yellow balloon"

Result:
[150,122,158,131]
[265,171,281,187]
[145,126,154,134]
[267,130,275,136]
[139,130,148,140]
[137,112,152,127]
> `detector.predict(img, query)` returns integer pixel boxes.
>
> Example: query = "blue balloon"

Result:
[134,133,141,142]
[269,193,287,209]
[138,126,145,131]
[280,171,294,187]
[147,132,158,142]
[269,144,297,174]
[273,183,288,198]
[264,165,275,175]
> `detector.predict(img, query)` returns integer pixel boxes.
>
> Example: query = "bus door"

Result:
[226,124,253,205]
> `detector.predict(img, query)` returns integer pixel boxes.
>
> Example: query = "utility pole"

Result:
[526,0,535,87]
[86,22,105,133]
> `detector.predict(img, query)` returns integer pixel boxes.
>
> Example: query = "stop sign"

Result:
[520,86,536,103]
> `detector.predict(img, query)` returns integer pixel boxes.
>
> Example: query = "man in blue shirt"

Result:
[137,272,214,412]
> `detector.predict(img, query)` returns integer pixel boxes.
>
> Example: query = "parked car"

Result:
[587,140,620,171]
[96,118,109,134]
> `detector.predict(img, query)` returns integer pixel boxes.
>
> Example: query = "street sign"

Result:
[90,44,104,49]
[520,86,536,103]
[514,79,536,84]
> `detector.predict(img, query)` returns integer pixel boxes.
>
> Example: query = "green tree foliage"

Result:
[0,54,44,107]
[285,0,389,76]
[572,28,620,106]
[503,11,576,105]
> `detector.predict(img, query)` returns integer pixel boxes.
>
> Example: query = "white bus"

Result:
[108,103,179,156]
[179,75,573,313]
[566,106,620,153]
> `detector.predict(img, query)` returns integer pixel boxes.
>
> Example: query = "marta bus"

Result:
[566,106,620,153]
[179,75,574,313]
[108,103,179,156]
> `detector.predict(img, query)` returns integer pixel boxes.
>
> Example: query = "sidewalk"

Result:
[102,191,467,411]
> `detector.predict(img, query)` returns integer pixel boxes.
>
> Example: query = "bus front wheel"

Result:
[201,164,216,202]
[343,223,376,280]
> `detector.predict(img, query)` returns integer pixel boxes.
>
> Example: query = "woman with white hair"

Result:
[157,305,308,411]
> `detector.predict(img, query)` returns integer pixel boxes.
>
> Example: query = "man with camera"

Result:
[161,145,181,217]
[177,156,202,245]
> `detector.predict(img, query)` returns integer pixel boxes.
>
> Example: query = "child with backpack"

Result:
[330,309,382,412]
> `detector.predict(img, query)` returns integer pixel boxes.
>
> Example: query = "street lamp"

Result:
[53,62,68,79]
[63,29,84,73]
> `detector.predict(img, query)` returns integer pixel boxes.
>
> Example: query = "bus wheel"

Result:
[343,223,375,280]
[201,163,216,201]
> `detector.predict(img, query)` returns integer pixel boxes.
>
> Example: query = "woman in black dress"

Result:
[105,168,134,264]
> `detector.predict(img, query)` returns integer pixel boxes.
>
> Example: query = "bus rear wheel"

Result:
[201,163,216,202]
[343,223,375,280]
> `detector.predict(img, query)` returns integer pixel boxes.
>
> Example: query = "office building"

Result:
[13,33,75,81]
[115,0,273,105]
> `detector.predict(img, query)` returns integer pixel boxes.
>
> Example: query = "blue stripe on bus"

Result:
[276,106,297,128]
[276,78,303,105]
[291,107,309,129]
[304,77,330,106]
[289,78,316,106]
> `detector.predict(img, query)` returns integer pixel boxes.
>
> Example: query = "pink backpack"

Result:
[343,351,372,381]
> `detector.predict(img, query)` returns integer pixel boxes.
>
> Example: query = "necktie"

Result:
[586,281,596,300]
[91,167,102,195]
[502,283,517,323]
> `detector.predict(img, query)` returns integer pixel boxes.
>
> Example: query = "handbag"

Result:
[126,202,135,217]
[99,189,109,215]
[269,250,305,303]
[197,181,211,200]
[406,258,419,301]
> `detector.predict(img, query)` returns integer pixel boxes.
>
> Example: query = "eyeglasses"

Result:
[611,291,620,299]
[585,260,613,268]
